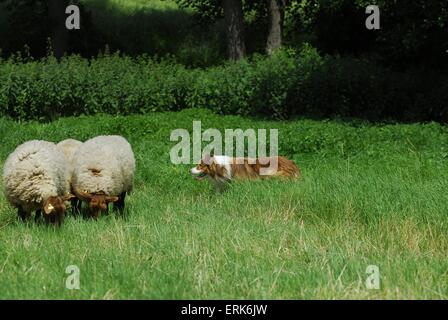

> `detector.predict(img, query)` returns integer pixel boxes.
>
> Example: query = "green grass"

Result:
[0,109,448,299]
[82,0,180,11]
[80,0,181,15]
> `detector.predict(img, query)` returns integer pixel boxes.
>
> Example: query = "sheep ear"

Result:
[63,194,76,201]
[44,202,55,215]
[105,196,119,203]
[73,188,93,201]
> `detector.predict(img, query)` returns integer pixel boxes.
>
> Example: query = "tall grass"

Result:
[0,109,447,299]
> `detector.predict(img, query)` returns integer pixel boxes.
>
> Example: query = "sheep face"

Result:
[89,195,119,218]
[74,189,119,219]
[89,195,106,217]
[43,194,75,225]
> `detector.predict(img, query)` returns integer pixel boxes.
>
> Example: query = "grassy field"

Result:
[0,109,448,299]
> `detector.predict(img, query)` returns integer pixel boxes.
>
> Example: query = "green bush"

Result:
[0,45,447,122]
[286,47,448,122]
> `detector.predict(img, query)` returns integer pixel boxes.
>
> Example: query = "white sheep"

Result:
[71,135,135,218]
[57,139,83,166]
[57,139,83,214]
[2,140,75,225]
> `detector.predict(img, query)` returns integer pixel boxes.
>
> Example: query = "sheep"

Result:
[71,135,135,218]
[2,140,75,226]
[57,139,83,215]
[57,139,83,165]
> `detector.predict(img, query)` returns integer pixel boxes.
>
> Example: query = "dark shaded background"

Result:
[0,0,447,122]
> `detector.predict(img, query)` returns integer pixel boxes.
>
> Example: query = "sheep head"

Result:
[43,194,75,225]
[73,188,119,218]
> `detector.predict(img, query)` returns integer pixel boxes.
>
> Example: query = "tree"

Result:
[0,0,49,57]
[176,0,247,60]
[0,0,72,58]
[310,0,448,69]
[47,0,69,59]
[223,0,246,60]
[266,0,286,55]
[175,0,294,58]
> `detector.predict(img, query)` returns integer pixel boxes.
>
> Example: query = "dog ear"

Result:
[203,153,213,165]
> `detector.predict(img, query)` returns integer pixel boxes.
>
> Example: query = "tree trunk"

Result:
[47,0,69,59]
[266,0,286,55]
[223,0,246,60]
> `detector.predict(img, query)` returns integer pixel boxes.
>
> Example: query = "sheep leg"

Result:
[72,199,76,215]
[71,198,79,215]
[91,209,100,220]
[35,210,42,223]
[115,192,126,214]
[42,212,58,225]
[18,207,29,221]
[55,213,64,227]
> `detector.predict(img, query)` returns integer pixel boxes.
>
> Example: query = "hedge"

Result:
[0,45,447,122]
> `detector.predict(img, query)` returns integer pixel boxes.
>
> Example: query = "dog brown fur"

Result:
[193,155,300,185]
[230,156,300,180]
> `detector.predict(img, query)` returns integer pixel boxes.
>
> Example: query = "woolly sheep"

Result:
[57,139,83,214]
[57,139,83,167]
[2,140,75,225]
[71,135,135,218]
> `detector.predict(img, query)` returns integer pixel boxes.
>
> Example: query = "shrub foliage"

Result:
[0,46,446,122]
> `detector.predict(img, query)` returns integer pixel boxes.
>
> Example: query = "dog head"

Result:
[190,154,213,180]
[191,154,231,181]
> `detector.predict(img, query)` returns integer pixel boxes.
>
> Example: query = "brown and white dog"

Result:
[191,154,300,191]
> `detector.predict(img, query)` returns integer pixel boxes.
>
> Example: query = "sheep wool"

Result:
[57,139,83,179]
[57,139,83,164]
[72,135,135,196]
[2,140,70,213]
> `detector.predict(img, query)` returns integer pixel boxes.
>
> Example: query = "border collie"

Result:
[191,154,300,191]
